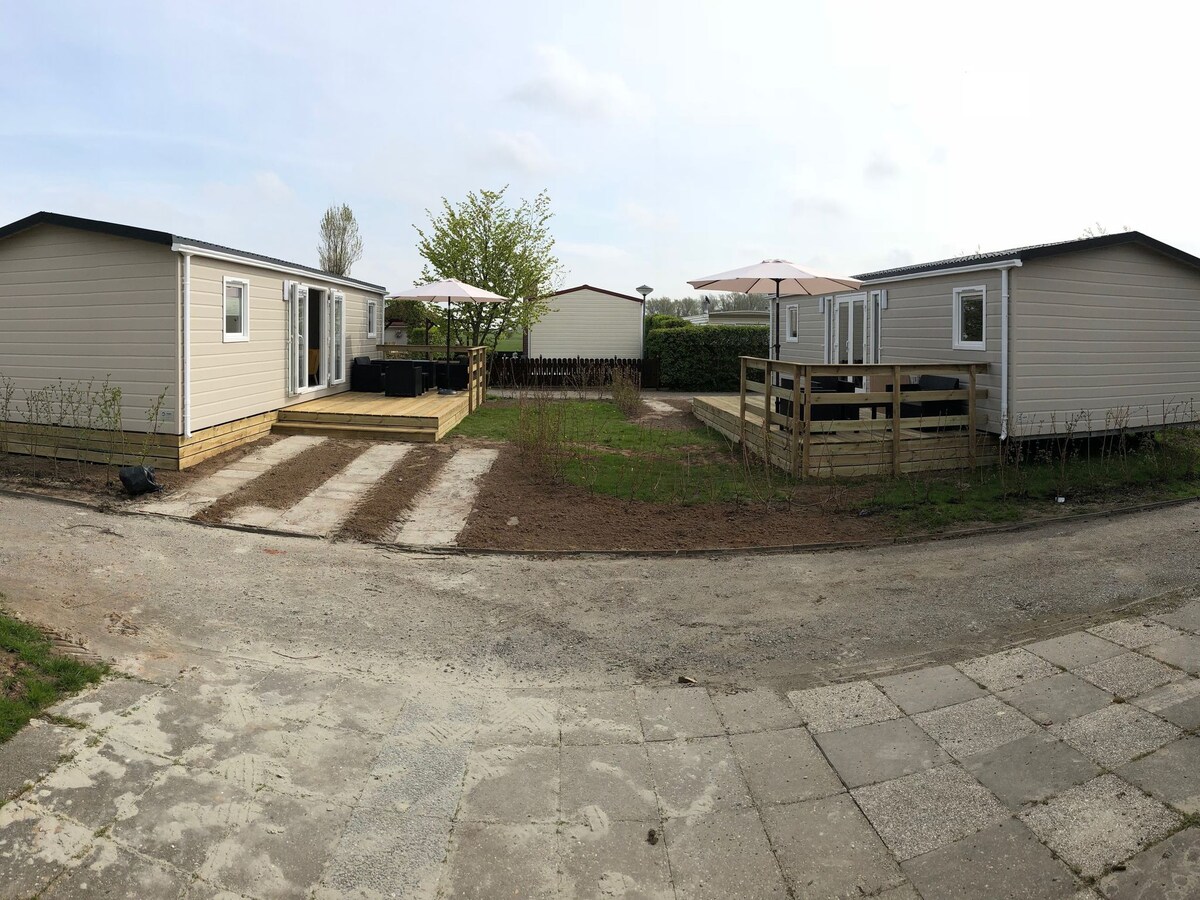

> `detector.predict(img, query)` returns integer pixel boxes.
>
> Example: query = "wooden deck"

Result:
[273,390,471,442]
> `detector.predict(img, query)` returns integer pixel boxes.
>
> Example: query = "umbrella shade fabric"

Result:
[688,260,861,297]
[388,278,508,304]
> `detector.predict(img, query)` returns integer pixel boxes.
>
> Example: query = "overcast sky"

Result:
[2,1,1194,296]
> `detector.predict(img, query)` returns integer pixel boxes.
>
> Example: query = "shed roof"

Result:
[548,284,644,303]
[855,231,1200,282]
[0,211,387,293]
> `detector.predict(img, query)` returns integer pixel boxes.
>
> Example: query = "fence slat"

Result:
[490,357,655,388]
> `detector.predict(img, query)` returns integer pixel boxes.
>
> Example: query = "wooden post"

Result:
[790,364,801,476]
[891,365,902,477]
[763,359,774,466]
[801,367,812,478]
[739,357,747,448]
[967,364,977,468]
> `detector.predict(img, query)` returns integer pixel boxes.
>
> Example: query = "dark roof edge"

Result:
[549,284,644,302]
[0,211,387,293]
[854,231,1200,282]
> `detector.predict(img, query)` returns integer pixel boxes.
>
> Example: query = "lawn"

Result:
[1,608,107,743]
[454,397,1200,527]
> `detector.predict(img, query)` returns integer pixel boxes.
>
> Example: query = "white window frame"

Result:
[222,276,250,343]
[952,285,986,350]
[331,291,347,385]
[785,304,799,342]
[367,299,379,339]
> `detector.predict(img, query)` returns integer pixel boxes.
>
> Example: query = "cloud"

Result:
[487,130,558,175]
[791,194,847,219]
[512,45,648,120]
[864,153,900,182]
[620,201,678,230]
[557,240,630,263]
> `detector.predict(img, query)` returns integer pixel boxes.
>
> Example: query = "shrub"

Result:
[645,325,769,391]
[644,313,692,333]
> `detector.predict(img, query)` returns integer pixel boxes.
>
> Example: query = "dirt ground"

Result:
[336,444,452,542]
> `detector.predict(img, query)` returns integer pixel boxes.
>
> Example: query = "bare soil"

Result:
[337,444,454,543]
[632,398,702,431]
[196,440,367,523]
[458,446,879,551]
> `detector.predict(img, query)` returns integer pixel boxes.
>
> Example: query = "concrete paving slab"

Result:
[1119,735,1200,814]
[106,766,261,872]
[147,435,324,518]
[1019,774,1181,877]
[1133,681,1200,731]
[389,447,499,546]
[559,819,673,900]
[311,676,411,734]
[0,799,93,900]
[459,744,559,823]
[761,793,904,897]
[730,727,843,805]
[1050,703,1181,769]
[663,808,788,899]
[267,722,382,806]
[1089,617,1184,650]
[900,818,1078,900]
[710,687,801,734]
[851,764,1009,861]
[39,837,189,899]
[318,807,451,900]
[561,744,657,823]
[1076,651,1182,697]
[1154,599,1200,634]
[439,822,559,900]
[787,680,902,734]
[1142,632,1200,674]
[251,669,343,726]
[0,721,81,803]
[956,648,1060,693]
[635,686,723,741]
[962,732,1101,811]
[1098,825,1200,899]
[998,672,1114,726]
[474,693,559,747]
[198,790,352,900]
[1026,630,1126,670]
[35,737,172,829]
[646,737,752,819]
[46,678,163,731]
[359,736,471,818]
[875,664,987,714]
[913,696,1040,760]
[561,688,642,745]
[815,717,951,788]
[269,442,410,536]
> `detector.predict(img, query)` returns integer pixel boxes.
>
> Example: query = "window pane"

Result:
[225,284,243,335]
[960,293,983,343]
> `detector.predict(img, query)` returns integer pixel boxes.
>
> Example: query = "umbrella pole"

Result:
[440,301,455,395]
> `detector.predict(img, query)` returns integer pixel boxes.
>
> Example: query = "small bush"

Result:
[645,325,769,391]
[644,313,692,333]
[610,369,642,418]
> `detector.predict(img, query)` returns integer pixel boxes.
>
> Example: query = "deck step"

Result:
[271,421,438,443]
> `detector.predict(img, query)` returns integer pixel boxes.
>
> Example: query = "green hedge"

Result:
[643,313,692,333]
[645,325,768,391]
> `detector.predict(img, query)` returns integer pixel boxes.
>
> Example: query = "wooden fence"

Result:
[490,356,661,389]
[375,344,489,412]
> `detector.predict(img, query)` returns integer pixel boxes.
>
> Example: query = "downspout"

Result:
[179,251,193,438]
[998,262,1021,441]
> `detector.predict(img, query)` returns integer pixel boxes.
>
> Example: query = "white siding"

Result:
[1012,244,1200,435]
[527,288,644,358]
[188,255,384,432]
[0,224,180,433]
[776,296,825,364]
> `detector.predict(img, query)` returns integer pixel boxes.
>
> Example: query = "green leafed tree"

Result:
[413,187,563,349]
[318,203,364,276]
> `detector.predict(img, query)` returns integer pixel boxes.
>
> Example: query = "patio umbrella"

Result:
[688,260,862,358]
[389,279,507,395]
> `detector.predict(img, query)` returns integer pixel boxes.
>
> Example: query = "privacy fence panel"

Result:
[491,357,661,389]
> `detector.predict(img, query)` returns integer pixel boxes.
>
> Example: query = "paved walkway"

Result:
[3,601,1199,898]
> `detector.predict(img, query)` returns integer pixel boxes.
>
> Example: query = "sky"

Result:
[2,1,1196,297]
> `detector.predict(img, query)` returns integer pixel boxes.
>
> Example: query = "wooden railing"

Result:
[375,344,489,412]
[738,357,988,477]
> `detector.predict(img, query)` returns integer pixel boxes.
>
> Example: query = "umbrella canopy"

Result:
[389,278,508,304]
[688,260,861,297]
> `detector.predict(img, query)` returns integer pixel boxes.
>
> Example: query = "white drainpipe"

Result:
[179,251,193,438]
[999,262,1021,440]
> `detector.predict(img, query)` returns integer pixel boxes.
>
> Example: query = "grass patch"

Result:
[0,612,107,743]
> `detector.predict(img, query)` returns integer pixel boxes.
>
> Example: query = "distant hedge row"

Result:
[644,325,769,391]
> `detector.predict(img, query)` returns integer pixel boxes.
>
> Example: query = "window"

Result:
[952,285,985,350]
[785,304,799,341]
[331,292,346,384]
[367,299,378,339]
[223,277,249,342]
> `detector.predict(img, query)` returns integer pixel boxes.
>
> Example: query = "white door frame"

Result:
[828,292,880,366]
[290,283,333,395]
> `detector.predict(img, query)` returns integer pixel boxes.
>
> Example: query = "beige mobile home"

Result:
[0,211,387,468]
[771,231,1200,438]
[525,285,645,358]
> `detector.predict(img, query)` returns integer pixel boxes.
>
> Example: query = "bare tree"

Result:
[318,204,364,275]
